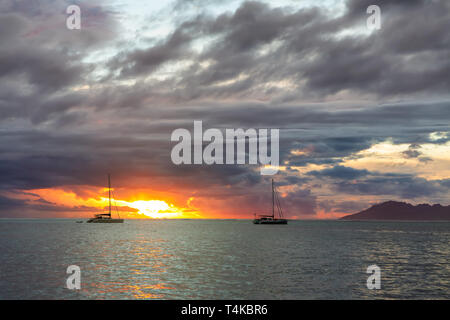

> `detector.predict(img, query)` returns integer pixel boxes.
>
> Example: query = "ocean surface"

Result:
[0,219,449,299]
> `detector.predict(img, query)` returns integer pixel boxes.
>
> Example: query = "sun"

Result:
[123,200,183,218]
[129,200,168,216]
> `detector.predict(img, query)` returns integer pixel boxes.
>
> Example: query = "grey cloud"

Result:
[309,166,370,180]
[110,26,196,78]
[402,143,422,159]
[108,0,450,100]
[335,174,445,199]
[1,0,450,217]
[1,99,448,191]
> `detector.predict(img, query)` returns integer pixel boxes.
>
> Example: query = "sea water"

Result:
[0,219,449,299]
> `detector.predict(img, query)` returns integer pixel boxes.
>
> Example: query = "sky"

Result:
[0,0,449,219]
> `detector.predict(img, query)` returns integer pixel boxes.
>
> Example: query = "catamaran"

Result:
[253,179,288,225]
[87,174,124,223]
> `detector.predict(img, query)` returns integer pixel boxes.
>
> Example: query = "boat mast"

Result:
[108,174,111,217]
[272,179,274,218]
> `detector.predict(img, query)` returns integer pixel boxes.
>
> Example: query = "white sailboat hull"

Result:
[253,218,287,224]
[87,218,123,223]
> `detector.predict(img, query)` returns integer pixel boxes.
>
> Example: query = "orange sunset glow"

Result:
[7,187,203,219]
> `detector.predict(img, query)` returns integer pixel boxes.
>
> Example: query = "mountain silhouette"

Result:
[340,201,450,220]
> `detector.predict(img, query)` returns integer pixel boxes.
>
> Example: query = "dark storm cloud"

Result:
[2,104,447,213]
[307,162,450,200]
[1,98,448,190]
[108,0,450,99]
[135,100,449,170]
[334,174,444,199]
[301,1,450,96]
[109,25,196,78]
[309,166,369,180]
[308,163,450,200]
[401,143,428,161]
[0,0,120,127]
[284,136,376,167]
[0,14,83,93]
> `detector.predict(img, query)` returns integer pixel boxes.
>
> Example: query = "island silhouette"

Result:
[340,201,450,221]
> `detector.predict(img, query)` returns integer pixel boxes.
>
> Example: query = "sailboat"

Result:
[87,174,124,223]
[253,179,288,225]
